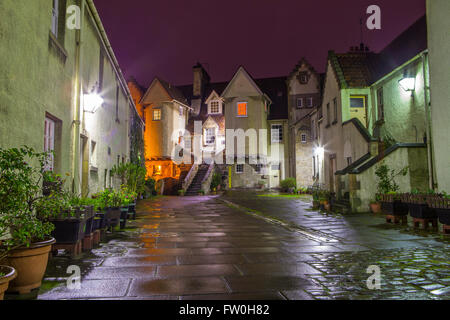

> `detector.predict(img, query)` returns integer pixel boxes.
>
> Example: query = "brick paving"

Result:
[33,192,450,300]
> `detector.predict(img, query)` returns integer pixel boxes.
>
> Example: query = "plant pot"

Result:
[312,200,320,209]
[437,208,450,225]
[0,266,17,300]
[408,203,437,219]
[128,203,136,220]
[83,206,95,236]
[381,200,409,216]
[370,202,382,213]
[120,206,129,230]
[1,238,55,294]
[105,207,121,228]
[94,213,106,230]
[50,218,86,244]
[324,203,331,211]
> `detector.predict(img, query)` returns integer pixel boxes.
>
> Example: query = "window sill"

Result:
[49,31,67,63]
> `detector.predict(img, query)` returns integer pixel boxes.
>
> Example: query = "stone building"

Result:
[286,58,324,189]
[427,0,450,193]
[313,16,431,212]
[0,0,144,196]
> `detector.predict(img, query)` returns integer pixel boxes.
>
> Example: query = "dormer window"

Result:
[209,100,221,114]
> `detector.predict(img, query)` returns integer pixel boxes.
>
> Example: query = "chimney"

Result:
[193,62,210,97]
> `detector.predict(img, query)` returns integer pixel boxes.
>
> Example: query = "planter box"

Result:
[120,206,129,229]
[437,208,450,225]
[381,200,409,216]
[408,203,437,219]
[128,203,136,220]
[104,207,121,228]
[93,213,106,230]
[83,206,95,236]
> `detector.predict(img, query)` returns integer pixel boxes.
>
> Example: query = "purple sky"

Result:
[93,0,425,87]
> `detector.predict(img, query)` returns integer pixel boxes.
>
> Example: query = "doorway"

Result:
[349,96,367,127]
[329,154,337,193]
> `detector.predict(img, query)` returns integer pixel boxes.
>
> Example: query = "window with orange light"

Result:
[154,165,162,176]
[237,102,247,117]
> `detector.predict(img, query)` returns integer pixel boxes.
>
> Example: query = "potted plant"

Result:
[210,173,222,194]
[370,194,382,213]
[280,178,296,193]
[312,189,321,209]
[0,266,17,300]
[0,147,59,294]
[94,189,121,231]
[374,163,409,216]
[178,189,185,197]
[319,190,330,211]
[427,192,450,226]
[257,180,267,190]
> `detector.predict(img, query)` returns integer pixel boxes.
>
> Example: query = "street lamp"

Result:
[83,83,103,113]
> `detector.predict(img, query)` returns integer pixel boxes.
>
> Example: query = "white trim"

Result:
[208,100,222,115]
[235,164,244,174]
[271,124,283,143]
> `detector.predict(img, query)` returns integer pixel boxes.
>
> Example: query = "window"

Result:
[271,124,283,143]
[179,106,184,116]
[237,102,247,117]
[44,117,55,171]
[307,97,313,108]
[210,101,220,114]
[333,98,338,123]
[326,103,330,126]
[205,128,216,145]
[271,164,281,171]
[377,88,384,121]
[236,164,244,174]
[298,72,308,84]
[296,98,303,109]
[301,133,307,144]
[153,109,161,121]
[51,0,59,37]
[255,164,262,173]
[347,157,353,166]
[350,96,365,108]
[154,165,162,176]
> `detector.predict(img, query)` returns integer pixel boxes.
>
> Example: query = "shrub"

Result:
[280,178,296,192]
[375,162,409,195]
[210,173,222,191]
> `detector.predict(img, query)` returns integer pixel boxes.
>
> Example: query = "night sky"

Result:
[93,0,425,87]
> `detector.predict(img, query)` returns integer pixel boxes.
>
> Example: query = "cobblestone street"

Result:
[35,193,450,300]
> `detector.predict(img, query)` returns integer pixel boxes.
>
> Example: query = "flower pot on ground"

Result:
[0,266,17,300]
[1,238,55,294]
[0,147,66,295]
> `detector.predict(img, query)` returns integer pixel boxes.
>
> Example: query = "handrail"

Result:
[201,162,215,184]
[182,164,198,190]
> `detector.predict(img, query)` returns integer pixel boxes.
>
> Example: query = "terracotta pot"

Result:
[2,238,55,294]
[0,266,17,300]
[370,202,382,213]
[324,203,331,211]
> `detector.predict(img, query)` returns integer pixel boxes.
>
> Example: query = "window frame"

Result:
[296,98,303,109]
[333,98,338,123]
[301,133,307,144]
[377,87,384,121]
[44,117,56,171]
[205,127,216,145]
[326,103,331,126]
[307,97,313,108]
[237,102,248,117]
[153,108,162,121]
[235,164,244,174]
[209,100,221,114]
[271,124,283,143]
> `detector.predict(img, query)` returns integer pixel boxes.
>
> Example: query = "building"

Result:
[0,0,144,196]
[314,16,430,212]
[286,58,324,189]
[427,0,450,193]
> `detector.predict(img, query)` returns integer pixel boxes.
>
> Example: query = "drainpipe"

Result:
[422,51,435,190]
[71,0,85,193]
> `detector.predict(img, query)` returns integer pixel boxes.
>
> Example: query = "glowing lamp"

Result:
[83,93,104,113]
[398,77,415,92]
[315,146,324,156]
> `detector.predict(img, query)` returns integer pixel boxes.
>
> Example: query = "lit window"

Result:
[154,165,162,176]
[237,102,247,117]
[301,133,307,143]
[205,128,216,145]
[271,124,283,143]
[297,98,303,109]
[153,109,161,121]
[210,101,220,114]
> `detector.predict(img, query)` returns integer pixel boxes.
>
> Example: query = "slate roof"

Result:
[156,78,190,105]
[329,15,427,89]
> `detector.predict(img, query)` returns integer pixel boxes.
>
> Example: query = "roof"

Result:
[255,77,288,120]
[156,78,189,105]
[328,15,427,89]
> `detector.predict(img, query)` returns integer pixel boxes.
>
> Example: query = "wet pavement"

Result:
[34,192,450,300]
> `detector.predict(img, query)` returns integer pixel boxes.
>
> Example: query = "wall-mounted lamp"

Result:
[398,70,416,94]
[315,146,324,157]
[83,83,103,113]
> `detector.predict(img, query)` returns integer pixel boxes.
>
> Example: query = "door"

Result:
[270,163,281,188]
[44,117,55,171]
[349,96,367,127]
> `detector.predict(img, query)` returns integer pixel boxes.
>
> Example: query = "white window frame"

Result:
[271,124,283,143]
[307,97,313,108]
[236,102,248,118]
[51,0,59,37]
[205,127,216,145]
[44,117,55,171]
[236,164,244,174]
[301,133,307,144]
[297,98,303,109]
[209,100,221,114]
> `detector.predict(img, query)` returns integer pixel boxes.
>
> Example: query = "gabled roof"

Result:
[140,77,190,107]
[221,66,267,98]
[287,57,320,80]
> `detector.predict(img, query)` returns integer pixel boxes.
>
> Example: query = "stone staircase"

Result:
[185,164,209,196]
